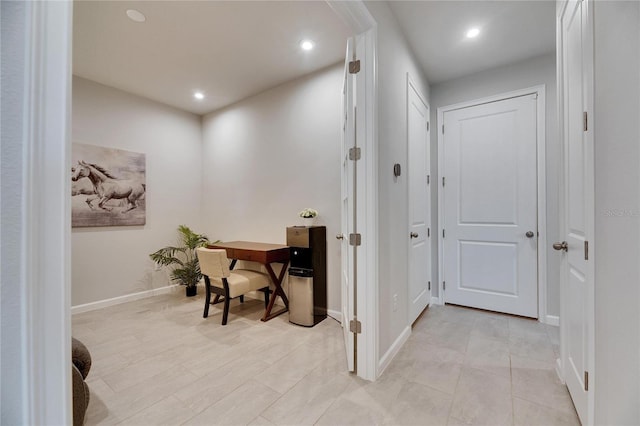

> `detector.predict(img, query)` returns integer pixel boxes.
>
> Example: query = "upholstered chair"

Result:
[72,337,92,425]
[196,248,271,325]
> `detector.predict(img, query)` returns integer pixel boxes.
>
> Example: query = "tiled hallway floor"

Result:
[73,290,580,425]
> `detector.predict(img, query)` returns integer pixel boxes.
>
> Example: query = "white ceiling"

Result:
[387,0,556,85]
[73,1,352,115]
[73,1,557,116]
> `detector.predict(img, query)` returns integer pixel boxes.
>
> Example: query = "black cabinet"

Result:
[286,226,326,326]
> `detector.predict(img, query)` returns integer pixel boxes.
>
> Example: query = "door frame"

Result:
[436,85,548,323]
[4,1,74,424]
[406,73,432,322]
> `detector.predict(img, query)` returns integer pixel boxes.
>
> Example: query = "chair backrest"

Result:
[196,248,230,279]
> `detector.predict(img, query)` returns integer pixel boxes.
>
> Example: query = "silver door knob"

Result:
[410,232,419,238]
[526,231,535,238]
[336,234,344,240]
[553,241,568,251]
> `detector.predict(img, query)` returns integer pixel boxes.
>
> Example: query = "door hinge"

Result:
[349,233,362,246]
[584,241,589,260]
[442,229,445,238]
[583,111,588,132]
[427,174,430,185]
[427,122,430,132]
[428,281,431,291]
[349,147,361,161]
[442,124,445,134]
[349,319,362,334]
[443,281,446,291]
[584,371,589,391]
[427,228,430,237]
[442,177,445,187]
[349,60,361,74]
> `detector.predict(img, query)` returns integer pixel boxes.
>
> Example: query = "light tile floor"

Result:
[73,290,580,425]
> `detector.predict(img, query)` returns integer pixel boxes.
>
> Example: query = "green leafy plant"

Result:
[149,225,216,288]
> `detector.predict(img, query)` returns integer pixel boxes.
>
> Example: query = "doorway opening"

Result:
[437,86,548,321]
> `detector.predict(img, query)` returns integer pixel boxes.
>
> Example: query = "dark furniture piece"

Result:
[286,226,327,326]
[72,337,91,426]
[207,241,290,321]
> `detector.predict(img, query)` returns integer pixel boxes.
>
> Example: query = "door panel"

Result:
[442,94,538,317]
[459,241,517,295]
[408,79,431,323]
[459,112,518,224]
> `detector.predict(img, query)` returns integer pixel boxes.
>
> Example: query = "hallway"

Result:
[378,304,578,425]
[73,292,579,425]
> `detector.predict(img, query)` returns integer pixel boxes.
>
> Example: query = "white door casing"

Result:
[558,0,595,423]
[440,93,539,318]
[341,37,356,373]
[407,75,431,324]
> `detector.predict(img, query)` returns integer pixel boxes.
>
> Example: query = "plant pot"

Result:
[185,286,197,297]
[303,217,315,227]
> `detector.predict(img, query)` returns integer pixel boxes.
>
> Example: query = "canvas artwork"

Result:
[71,143,146,227]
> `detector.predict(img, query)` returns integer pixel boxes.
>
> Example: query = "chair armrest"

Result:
[71,338,92,379]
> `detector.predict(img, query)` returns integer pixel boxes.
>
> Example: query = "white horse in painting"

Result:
[71,160,146,213]
[70,167,97,197]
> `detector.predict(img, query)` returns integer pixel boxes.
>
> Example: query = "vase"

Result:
[185,286,197,297]
[303,217,315,227]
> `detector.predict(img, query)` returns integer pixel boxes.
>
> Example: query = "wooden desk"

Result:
[208,241,290,321]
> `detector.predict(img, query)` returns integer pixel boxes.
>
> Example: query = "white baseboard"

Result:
[431,296,442,306]
[544,315,559,326]
[378,325,411,377]
[71,284,180,315]
[327,309,343,324]
[555,357,564,383]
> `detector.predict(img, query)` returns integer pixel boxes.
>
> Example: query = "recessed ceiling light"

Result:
[466,27,480,39]
[126,9,146,23]
[194,92,204,100]
[300,40,315,51]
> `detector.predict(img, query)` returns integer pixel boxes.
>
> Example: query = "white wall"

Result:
[430,53,559,318]
[71,77,203,306]
[593,2,640,423]
[364,1,431,358]
[201,64,343,314]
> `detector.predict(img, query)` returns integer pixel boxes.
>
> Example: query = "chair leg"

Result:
[203,279,211,318]
[263,288,270,309]
[222,290,230,325]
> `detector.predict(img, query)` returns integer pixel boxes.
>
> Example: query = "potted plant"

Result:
[149,225,214,297]
[299,208,318,226]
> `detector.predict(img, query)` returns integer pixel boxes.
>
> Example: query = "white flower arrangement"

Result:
[299,208,318,218]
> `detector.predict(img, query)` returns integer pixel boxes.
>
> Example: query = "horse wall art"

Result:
[71,144,146,227]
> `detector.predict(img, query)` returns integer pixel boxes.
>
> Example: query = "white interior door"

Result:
[340,38,356,373]
[558,0,594,422]
[408,78,431,324]
[442,94,538,317]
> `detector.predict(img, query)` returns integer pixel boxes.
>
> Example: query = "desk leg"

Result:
[262,261,289,321]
